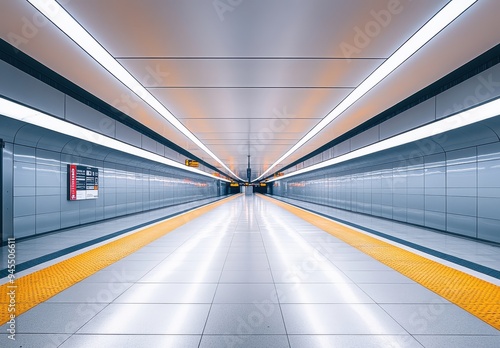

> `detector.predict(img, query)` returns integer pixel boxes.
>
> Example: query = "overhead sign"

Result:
[185,159,199,167]
[259,182,267,187]
[68,164,98,200]
[230,182,239,187]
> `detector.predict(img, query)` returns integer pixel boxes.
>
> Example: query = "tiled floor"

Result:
[1,194,499,347]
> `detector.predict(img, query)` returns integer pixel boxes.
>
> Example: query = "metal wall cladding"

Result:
[10,127,219,238]
[273,118,500,244]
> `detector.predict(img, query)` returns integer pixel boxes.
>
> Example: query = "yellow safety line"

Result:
[259,194,500,330]
[0,194,240,324]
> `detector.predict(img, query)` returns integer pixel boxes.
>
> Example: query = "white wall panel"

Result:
[436,64,500,119]
[380,98,436,140]
[350,126,380,151]
[0,60,65,118]
[65,96,116,137]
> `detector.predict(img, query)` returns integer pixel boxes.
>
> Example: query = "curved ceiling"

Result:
[1,0,499,181]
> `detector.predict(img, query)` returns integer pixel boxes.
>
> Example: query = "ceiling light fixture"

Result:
[256,0,477,182]
[0,96,230,182]
[26,0,243,181]
[268,97,500,182]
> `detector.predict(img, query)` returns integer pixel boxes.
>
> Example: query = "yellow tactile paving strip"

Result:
[0,194,240,325]
[260,194,500,330]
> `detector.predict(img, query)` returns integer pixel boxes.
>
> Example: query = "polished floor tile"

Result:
[276,283,374,304]
[219,270,274,283]
[357,283,450,304]
[139,269,222,283]
[1,333,71,348]
[0,302,106,334]
[114,283,217,303]
[200,334,290,348]
[228,247,267,254]
[77,303,211,334]
[281,303,406,334]
[273,269,351,284]
[203,304,286,334]
[59,334,202,348]
[153,259,226,272]
[288,334,424,348]
[213,283,278,304]
[413,335,500,348]
[381,303,500,335]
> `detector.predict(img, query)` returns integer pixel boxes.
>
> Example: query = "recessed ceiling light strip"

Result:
[0,96,230,182]
[256,0,477,181]
[26,0,243,181]
[268,97,500,182]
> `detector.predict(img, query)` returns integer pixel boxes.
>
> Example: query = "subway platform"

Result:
[1,194,499,348]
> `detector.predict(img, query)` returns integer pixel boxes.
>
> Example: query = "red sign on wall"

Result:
[67,164,99,200]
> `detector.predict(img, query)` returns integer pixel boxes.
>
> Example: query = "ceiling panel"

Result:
[203,139,296,146]
[148,87,352,119]
[181,118,318,134]
[119,58,384,88]
[193,131,303,141]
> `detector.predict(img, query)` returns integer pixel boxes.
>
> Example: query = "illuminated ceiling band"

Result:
[27,0,243,181]
[256,0,477,181]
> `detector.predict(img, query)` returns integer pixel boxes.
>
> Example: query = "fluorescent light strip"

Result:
[0,97,230,182]
[268,97,500,182]
[26,0,243,181]
[256,0,477,182]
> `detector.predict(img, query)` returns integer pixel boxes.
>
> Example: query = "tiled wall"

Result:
[12,143,219,239]
[272,140,500,243]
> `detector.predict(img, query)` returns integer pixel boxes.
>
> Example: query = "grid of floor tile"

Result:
[2,195,499,347]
